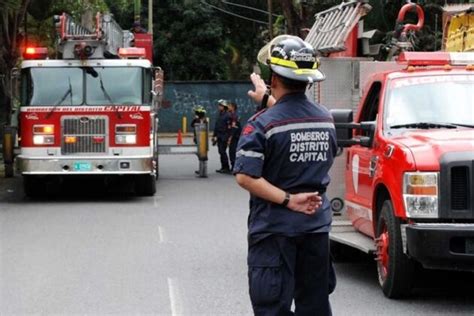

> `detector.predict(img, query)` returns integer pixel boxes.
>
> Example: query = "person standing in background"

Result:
[228,102,242,171]
[212,99,232,174]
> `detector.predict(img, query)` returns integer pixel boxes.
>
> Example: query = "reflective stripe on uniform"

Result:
[265,122,335,139]
[237,149,265,160]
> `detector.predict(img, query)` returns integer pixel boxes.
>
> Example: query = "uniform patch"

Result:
[242,125,255,136]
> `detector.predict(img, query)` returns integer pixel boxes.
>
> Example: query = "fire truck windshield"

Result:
[27,68,83,105]
[384,75,474,131]
[22,67,146,106]
[86,67,142,105]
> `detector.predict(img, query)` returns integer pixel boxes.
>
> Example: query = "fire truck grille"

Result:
[61,117,107,154]
[451,166,469,210]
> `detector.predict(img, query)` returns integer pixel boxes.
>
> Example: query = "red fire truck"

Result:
[14,13,161,196]
[305,1,474,298]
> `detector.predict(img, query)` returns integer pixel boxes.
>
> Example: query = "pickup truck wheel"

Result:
[376,199,414,298]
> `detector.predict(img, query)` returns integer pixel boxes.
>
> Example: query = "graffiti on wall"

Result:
[159,81,258,132]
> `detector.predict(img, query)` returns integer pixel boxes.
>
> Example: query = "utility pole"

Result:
[268,0,273,39]
[134,0,141,23]
[148,0,153,35]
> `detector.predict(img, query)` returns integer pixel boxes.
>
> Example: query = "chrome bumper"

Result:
[17,155,154,175]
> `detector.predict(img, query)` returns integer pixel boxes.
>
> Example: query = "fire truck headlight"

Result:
[115,134,136,144]
[33,135,55,145]
[403,172,439,218]
[115,124,137,144]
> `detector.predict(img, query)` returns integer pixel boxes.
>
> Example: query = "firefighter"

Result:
[190,105,207,144]
[227,102,242,171]
[234,36,338,315]
[212,99,232,174]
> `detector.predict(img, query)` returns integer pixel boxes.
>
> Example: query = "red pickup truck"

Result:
[331,51,474,298]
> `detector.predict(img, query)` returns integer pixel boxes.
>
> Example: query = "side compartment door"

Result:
[346,82,381,238]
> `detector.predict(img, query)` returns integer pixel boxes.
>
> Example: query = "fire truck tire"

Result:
[135,174,156,196]
[23,176,44,197]
[376,199,415,299]
[4,163,14,178]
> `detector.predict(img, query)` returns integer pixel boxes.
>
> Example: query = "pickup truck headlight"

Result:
[403,172,438,218]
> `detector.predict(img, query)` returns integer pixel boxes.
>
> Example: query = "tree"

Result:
[0,0,30,125]
[153,1,228,80]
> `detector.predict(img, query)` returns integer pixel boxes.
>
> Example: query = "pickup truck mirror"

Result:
[330,109,353,144]
[331,109,376,148]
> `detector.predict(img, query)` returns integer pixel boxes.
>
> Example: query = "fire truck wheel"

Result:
[376,199,415,299]
[135,174,156,196]
[23,176,44,197]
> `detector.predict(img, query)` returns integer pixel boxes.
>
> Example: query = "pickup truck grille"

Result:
[440,152,474,219]
[451,166,469,210]
[61,116,107,154]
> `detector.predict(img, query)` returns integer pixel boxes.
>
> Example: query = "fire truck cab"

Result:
[15,13,159,196]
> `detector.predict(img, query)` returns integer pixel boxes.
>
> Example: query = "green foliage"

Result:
[153,1,228,80]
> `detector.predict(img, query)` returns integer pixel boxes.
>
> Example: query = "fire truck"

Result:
[304,1,474,298]
[12,13,162,196]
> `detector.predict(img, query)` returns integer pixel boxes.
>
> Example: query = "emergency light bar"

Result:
[118,47,146,59]
[23,47,48,59]
[397,52,474,66]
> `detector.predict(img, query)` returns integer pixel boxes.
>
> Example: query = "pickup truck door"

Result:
[346,82,382,238]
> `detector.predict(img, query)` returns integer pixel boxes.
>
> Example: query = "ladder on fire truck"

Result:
[54,12,135,59]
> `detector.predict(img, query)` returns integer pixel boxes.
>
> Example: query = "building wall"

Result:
[159,81,257,132]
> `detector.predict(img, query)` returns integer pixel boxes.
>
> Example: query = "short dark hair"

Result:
[229,102,237,110]
[274,73,307,91]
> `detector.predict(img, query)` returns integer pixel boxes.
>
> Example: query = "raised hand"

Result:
[247,73,268,104]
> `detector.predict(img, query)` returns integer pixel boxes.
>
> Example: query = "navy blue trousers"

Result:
[217,138,230,170]
[248,233,335,316]
[229,137,239,170]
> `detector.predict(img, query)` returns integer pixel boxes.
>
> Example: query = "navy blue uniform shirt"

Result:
[213,111,232,141]
[234,92,337,240]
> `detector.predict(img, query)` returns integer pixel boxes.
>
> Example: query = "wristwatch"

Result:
[260,92,270,109]
[281,192,290,207]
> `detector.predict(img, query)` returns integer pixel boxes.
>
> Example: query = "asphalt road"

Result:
[1,137,473,315]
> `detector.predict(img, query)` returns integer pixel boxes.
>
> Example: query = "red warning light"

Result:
[23,47,48,59]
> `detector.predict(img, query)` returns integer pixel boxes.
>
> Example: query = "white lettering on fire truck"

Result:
[22,106,149,112]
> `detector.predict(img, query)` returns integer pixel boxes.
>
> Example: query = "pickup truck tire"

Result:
[376,199,414,298]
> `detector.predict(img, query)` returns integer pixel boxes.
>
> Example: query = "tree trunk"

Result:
[280,0,303,37]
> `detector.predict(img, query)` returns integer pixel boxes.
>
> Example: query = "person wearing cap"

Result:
[212,99,232,174]
[190,105,208,145]
[131,21,147,34]
[234,35,338,315]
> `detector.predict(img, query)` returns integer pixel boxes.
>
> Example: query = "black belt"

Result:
[287,186,326,194]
